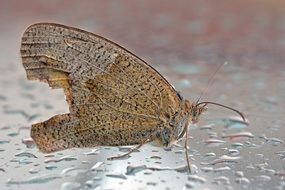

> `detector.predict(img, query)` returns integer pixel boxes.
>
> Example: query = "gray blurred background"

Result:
[0,1,284,190]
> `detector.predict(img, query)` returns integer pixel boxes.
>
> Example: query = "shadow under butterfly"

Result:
[20,23,246,172]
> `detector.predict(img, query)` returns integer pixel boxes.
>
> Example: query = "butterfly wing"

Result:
[21,23,182,152]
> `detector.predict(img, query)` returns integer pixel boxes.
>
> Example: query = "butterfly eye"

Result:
[163,129,168,136]
[161,129,171,145]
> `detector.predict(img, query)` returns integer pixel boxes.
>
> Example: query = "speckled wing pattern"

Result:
[21,23,182,153]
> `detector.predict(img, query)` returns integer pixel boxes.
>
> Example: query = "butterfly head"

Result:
[188,101,208,124]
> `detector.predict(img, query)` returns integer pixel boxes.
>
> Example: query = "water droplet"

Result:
[163,146,172,151]
[126,165,147,175]
[201,155,240,165]
[146,181,157,186]
[268,137,284,146]
[144,171,152,175]
[106,173,127,179]
[276,151,285,160]
[187,175,206,183]
[255,162,268,169]
[108,153,131,160]
[150,155,162,159]
[204,152,216,158]
[213,166,231,172]
[254,175,271,182]
[22,138,35,148]
[0,126,11,130]
[235,171,244,177]
[231,142,244,148]
[15,151,37,158]
[45,154,56,158]
[235,177,250,184]
[184,182,195,189]
[203,138,225,147]
[7,175,60,185]
[92,176,102,181]
[0,140,10,144]
[7,132,19,137]
[215,118,248,129]
[208,131,218,138]
[244,141,257,148]
[175,165,193,173]
[174,150,184,154]
[222,131,254,140]
[61,167,80,175]
[201,167,213,172]
[83,148,99,155]
[11,158,33,165]
[45,165,57,170]
[213,176,230,185]
[3,109,29,119]
[27,114,41,122]
[259,134,268,141]
[91,162,104,171]
[118,146,137,152]
[29,168,40,174]
[228,149,240,156]
[44,155,77,163]
[200,124,214,130]
[60,182,81,190]
[84,180,97,188]
[173,143,183,148]
[262,168,276,175]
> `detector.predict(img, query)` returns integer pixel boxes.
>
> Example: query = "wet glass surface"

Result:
[0,1,285,190]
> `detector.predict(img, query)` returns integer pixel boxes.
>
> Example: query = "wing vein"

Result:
[77,86,158,120]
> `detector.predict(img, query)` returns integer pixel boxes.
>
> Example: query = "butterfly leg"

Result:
[107,139,150,160]
[184,124,192,173]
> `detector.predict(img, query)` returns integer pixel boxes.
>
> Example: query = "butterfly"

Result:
[20,23,245,172]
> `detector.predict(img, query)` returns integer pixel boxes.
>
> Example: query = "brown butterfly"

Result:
[20,23,245,172]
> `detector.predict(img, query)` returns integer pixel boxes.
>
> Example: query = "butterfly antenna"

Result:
[196,61,228,104]
[196,101,246,122]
